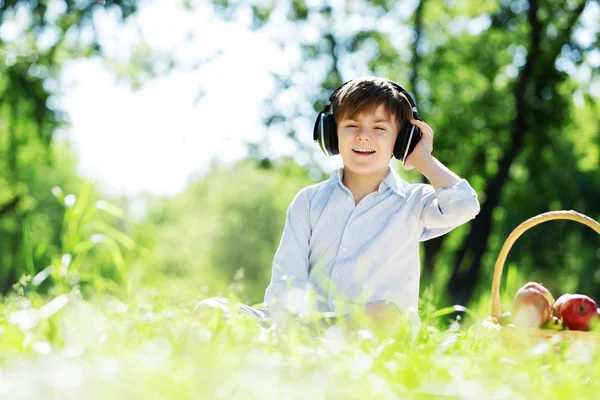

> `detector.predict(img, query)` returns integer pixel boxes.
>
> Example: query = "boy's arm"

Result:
[413,153,462,190]
[414,155,480,241]
[405,120,480,241]
[264,188,313,317]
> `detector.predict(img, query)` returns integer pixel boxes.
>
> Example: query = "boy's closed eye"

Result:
[343,123,389,131]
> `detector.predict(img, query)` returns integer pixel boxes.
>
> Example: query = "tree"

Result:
[0,1,138,291]
[135,156,316,303]
[445,0,594,306]
[208,0,600,308]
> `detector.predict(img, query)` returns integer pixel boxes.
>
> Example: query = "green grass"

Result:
[1,286,599,400]
[5,187,596,399]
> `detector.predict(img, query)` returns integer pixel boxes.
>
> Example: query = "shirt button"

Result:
[347,196,351,201]
[342,248,348,253]
[335,274,341,279]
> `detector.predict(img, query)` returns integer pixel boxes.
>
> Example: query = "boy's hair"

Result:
[331,76,413,132]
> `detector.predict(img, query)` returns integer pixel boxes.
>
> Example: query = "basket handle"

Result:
[490,210,600,321]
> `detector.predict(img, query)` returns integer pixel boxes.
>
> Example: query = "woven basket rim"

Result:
[488,210,600,336]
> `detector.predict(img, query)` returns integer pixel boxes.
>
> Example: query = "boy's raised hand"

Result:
[403,119,434,171]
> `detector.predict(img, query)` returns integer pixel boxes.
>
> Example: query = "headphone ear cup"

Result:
[313,111,323,144]
[393,122,407,159]
[313,112,339,156]
[323,115,339,156]
[313,111,331,155]
[394,120,422,162]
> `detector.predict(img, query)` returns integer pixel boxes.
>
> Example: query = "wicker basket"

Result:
[488,210,600,343]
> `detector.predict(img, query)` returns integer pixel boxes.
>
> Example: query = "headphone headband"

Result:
[327,78,418,114]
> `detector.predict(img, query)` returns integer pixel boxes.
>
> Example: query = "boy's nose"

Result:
[356,129,372,139]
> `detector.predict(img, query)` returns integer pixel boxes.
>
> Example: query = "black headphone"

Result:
[312,78,422,163]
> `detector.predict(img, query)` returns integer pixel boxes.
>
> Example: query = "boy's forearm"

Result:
[413,154,462,189]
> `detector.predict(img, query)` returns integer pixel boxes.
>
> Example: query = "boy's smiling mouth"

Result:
[353,148,376,156]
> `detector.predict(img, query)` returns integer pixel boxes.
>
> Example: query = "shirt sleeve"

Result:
[417,179,480,242]
[263,187,313,315]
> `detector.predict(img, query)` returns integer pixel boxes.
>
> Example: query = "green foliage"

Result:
[0,1,139,293]
[0,4,599,394]
[0,288,600,398]
[208,0,600,309]
[1,0,598,360]
[50,182,136,295]
[0,142,84,292]
[290,0,309,20]
[133,157,316,304]
[251,3,274,29]
[10,178,140,302]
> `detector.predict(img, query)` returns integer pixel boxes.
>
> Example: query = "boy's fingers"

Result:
[411,119,434,137]
[423,122,434,136]
[421,124,434,139]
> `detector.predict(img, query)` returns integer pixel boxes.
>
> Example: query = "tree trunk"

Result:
[447,0,542,306]
[409,0,424,95]
[409,0,445,279]
[447,0,589,307]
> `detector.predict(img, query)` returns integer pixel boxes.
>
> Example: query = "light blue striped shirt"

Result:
[264,166,480,329]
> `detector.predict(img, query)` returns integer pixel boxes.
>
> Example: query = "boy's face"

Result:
[337,103,399,178]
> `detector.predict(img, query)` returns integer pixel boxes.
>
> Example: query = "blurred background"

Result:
[0,0,598,314]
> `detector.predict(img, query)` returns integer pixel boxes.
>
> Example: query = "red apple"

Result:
[512,287,552,328]
[560,294,600,331]
[522,282,554,308]
[553,294,572,317]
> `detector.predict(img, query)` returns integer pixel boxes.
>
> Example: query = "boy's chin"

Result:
[342,161,390,176]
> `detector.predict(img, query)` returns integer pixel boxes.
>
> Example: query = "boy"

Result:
[196,76,480,337]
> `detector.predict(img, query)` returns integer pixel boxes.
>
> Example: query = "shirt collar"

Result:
[330,166,405,196]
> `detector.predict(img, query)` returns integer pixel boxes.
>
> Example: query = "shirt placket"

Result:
[328,187,372,311]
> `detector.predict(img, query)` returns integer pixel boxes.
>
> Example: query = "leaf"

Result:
[87,220,137,250]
